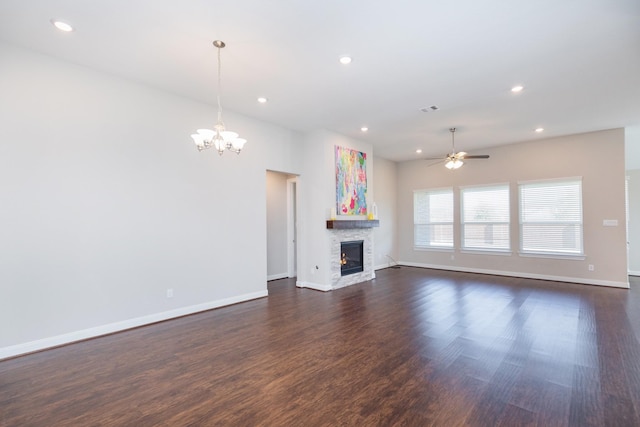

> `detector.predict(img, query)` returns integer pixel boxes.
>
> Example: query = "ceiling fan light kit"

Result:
[428,128,490,170]
[445,157,464,169]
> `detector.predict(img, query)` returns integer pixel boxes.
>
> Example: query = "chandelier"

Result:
[191,40,246,155]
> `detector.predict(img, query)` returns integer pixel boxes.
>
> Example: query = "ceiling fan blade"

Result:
[426,160,445,168]
[422,156,446,160]
[461,154,490,159]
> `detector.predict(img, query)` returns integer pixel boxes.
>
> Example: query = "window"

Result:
[519,178,583,255]
[461,185,510,251]
[414,189,453,249]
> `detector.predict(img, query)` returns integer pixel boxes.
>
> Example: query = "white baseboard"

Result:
[375,263,391,271]
[629,270,640,277]
[296,280,332,292]
[399,261,630,289]
[267,273,289,281]
[0,290,268,361]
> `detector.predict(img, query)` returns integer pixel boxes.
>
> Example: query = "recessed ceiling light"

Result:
[360,126,368,132]
[416,149,422,154]
[339,56,352,65]
[257,97,268,104]
[50,19,74,32]
[511,85,524,93]
[535,127,544,133]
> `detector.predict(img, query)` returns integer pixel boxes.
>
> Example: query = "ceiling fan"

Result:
[426,128,490,169]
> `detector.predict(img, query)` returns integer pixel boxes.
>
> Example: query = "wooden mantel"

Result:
[326,220,380,229]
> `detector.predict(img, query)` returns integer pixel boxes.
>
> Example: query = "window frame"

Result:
[518,177,584,258]
[460,183,511,253]
[413,187,454,250]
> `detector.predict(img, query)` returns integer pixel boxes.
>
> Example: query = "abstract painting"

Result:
[335,146,367,216]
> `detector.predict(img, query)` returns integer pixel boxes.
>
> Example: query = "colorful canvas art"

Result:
[335,146,367,216]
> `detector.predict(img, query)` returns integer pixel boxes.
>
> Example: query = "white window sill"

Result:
[414,246,454,253]
[518,251,586,260]
[460,249,512,256]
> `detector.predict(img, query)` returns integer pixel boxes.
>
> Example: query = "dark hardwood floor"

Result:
[2,267,640,426]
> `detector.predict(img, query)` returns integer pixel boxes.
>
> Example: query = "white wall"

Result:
[266,171,289,280]
[628,169,640,275]
[296,130,373,290]
[0,42,302,358]
[397,129,628,288]
[372,157,398,269]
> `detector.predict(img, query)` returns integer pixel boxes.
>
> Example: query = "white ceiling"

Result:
[1,0,639,166]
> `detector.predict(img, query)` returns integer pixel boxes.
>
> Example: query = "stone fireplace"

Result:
[327,220,378,289]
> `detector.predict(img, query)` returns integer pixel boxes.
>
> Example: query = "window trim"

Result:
[517,251,586,260]
[518,177,584,257]
[460,183,511,253]
[413,187,454,250]
[460,249,513,256]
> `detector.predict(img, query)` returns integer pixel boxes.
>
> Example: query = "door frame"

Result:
[287,177,298,278]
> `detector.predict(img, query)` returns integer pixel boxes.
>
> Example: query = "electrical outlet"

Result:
[451,255,455,261]
[588,264,594,272]
[166,288,174,298]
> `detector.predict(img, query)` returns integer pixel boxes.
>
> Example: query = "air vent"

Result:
[420,105,440,112]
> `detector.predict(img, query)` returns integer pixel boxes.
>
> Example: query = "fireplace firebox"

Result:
[340,240,364,276]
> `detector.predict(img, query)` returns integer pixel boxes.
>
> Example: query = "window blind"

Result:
[461,185,510,251]
[414,189,453,248]
[519,179,583,255]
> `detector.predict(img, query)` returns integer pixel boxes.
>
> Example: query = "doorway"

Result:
[266,170,298,281]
